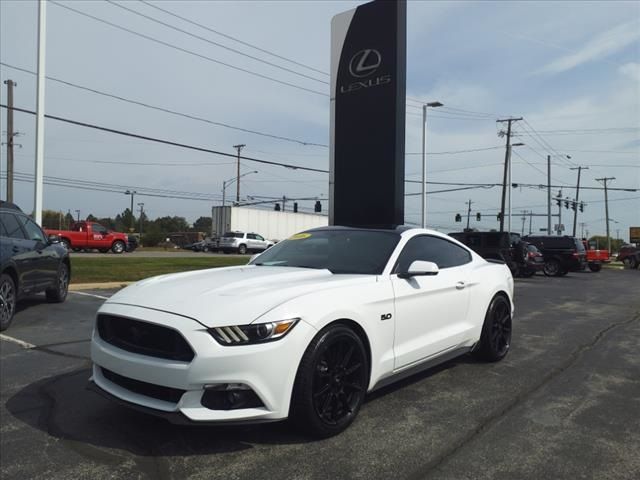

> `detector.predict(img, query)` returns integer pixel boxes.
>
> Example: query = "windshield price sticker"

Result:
[289,233,312,240]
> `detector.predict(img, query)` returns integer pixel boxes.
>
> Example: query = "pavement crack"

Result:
[410,313,640,480]
[32,345,90,361]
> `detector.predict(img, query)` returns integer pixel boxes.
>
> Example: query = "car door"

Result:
[88,223,109,249]
[253,234,268,251]
[0,211,38,293]
[391,235,473,370]
[18,215,58,289]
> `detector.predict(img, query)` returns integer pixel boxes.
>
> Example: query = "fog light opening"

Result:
[201,384,264,410]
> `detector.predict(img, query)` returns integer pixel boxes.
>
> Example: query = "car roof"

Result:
[0,201,23,212]
[304,225,413,234]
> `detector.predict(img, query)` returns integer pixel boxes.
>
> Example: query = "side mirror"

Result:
[48,234,61,244]
[398,260,439,279]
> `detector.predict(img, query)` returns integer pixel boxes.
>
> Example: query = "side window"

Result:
[19,217,46,242]
[92,224,108,235]
[255,234,264,241]
[396,236,472,272]
[246,233,257,240]
[0,212,27,240]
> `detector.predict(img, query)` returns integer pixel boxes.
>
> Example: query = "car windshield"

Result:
[250,229,400,274]
[526,244,539,253]
[223,232,243,238]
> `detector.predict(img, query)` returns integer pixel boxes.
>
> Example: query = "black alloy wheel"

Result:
[46,263,69,303]
[543,258,561,277]
[112,241,126,254]
[290,325,368,437]
[0,274,17,331]
[473,295,512,362]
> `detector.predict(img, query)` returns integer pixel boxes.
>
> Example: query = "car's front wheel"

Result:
[473,294,512,362]
[46,263,69,303]
[543,258,561,277]
[0,274,17,331]
[290,325,369,438]
[111,241,126,254]
[238,244,247,255]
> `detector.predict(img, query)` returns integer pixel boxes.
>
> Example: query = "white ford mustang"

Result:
[89,226,514,437]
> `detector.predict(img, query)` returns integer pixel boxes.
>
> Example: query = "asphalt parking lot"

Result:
[1,269,639,479]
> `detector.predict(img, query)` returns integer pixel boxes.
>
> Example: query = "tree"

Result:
[588,235,624,252]
[86,213,98,222]
[41,210,65,229]
[152,216,190,233]
[192,216,212,233]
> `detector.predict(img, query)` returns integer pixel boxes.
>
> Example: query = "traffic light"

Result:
[555,198,561,207]
[455,213,462,222]
[564,199,570,209]
[314,200,322,213]
[293,202,298,213]
[476,212,481,221]
[571,201,576,211]
[579,202,584,212]
[274,203,281,211]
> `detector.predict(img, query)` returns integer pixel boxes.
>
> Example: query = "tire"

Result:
[588,263,602,272]
[203,246,210,253]
[623,257,638,269]
[46,263,69,303]
[543,258,561,277]
[238,244,247,255]
[61,239,71,250]
[0,274,17,331]
[473,295,512,362]
[111,240,126,254]
[289,325,369,438]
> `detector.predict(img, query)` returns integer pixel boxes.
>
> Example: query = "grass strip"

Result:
[70,256,248,284]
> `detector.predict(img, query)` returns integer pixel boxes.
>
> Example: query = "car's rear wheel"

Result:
[111,241,126,254]
[290,325,368,438]
[473,295,512,362]
[588,263,602,272]
[543,258,561,277]
[238,244,247,255]
[61,239,71,250]
[0,274,17,331]
[46,263,69,303]
[623,257,637,269]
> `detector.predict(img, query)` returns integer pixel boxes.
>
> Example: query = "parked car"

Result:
[45,221,131,254]
[448,231,536,277]
[521,243,545,277]
[88,226,514,437]
[218,231,274,254]
[0,201,70,331]
[522,235,587,276]
[617,244,640,269]
[581,240,609,272]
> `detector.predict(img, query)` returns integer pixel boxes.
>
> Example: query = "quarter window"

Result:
[396,235,472,272]
[0,212,27,240]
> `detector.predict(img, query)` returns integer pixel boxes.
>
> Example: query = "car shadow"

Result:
[15,295,50,315]
[5,355,471,456]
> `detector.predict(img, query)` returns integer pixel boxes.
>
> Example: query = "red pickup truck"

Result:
[582,240,609,272]
[45,221,130,254]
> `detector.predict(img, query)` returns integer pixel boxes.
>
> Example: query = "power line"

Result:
[0,62,328,147]
[105,0,327,85]
[139,0,328,77]
[1,104,329,172]
[49,1,327,97]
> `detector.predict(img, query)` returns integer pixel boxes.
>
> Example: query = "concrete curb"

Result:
[69,282,134,291]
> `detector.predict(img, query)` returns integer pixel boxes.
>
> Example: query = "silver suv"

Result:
[218,231,273,255]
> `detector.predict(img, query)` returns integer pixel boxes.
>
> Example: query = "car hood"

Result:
[105,265,375,327]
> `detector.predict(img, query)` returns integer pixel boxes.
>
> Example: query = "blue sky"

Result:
[1,0,638,240]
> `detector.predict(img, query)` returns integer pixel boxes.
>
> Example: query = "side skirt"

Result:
[370,346,472,392]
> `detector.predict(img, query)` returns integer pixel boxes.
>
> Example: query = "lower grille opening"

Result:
[101,367,186,404]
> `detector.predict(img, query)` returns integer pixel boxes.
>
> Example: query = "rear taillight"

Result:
[572,252,580,258]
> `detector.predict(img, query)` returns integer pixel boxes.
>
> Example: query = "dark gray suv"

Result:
[0,201,70,331]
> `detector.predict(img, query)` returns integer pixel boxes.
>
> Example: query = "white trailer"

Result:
[212,206,327,242]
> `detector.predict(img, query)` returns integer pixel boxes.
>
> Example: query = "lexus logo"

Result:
[349,49,382,78]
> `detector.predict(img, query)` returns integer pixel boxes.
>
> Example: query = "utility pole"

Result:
[282,196,287,212]
[233,144,245,202]
[596,177,615,254]
[529,211,533,235]
[579,222,586,239]
[125,190,136,231]
[557,189,563,236]
[465,199,473,230]
[547,154,551,234]
[521,211,527,236]
[421,101,443,228]
[496,117,522,232]
[75,209,80,222]
[570,166,588,237]
[3,80,16,202]
[138,203,144,237]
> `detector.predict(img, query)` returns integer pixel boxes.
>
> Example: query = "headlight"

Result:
[208,318,299,346]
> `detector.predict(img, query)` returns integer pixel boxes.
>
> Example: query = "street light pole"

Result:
[125,190,136,231]
[507,142,525,234]
[421,101,443,228]
[138,202,144,237]
[570,165,588,237]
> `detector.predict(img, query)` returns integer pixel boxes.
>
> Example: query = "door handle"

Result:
[455,281,466,290]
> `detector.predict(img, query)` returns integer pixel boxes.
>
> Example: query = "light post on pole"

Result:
[421,101,443,228]
[218,171,257,238]
[233,144,246,203]
[508,143,525,234]
[222,170,258,207]
[75,209,80,222]
[138,203,144,237]
[124,190,136,232]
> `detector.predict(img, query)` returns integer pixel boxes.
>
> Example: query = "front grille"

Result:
[97,314,195,362]
[101,367,186,404]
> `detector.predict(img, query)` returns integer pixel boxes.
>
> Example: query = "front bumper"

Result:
[90,303,315,423]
